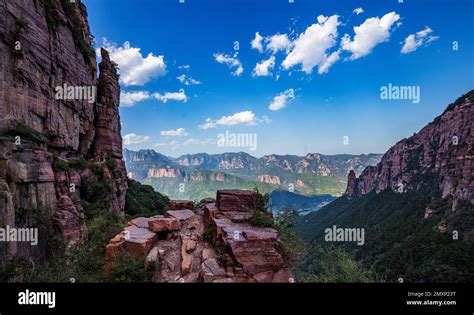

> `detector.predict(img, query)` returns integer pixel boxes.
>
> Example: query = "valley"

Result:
[124,149,381,207]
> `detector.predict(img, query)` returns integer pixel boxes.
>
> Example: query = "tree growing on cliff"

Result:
[125,179,170,218]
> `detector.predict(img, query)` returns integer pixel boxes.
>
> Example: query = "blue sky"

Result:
[84,0,473,157]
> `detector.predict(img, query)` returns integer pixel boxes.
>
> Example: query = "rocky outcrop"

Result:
[295,179,306,188]
[0,0,127,262]
[257,174,281,185]
[105,190,293,282]
[345,91,473,209]
[170,200,195,211]
[216,189,257,212]
[147,167,183,178]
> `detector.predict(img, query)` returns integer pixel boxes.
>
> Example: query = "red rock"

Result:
[345,170,358,196]
[127,217,155,229]
[203,203,217,225]
[242,228,279,241]
[257,174,281,185]
[104,243,123,272]
[0,0,128,263]
[148,216,180,232]
[123,225,157,257]
[170,200,195,210]
[183,238,197,253]
[201,259,226,282]
[104,231,126,272]
[224,211,252,223]
[344,92,474,210]
[166,210,195,221]
[216,189,257,212]
[208,211,288,278]
[145,246,159,268]
[181,254,192,276]
[253,270,274,282]
[53,195,85,246]
[213,278,235,283]
[202,247,216,261]
[104,189,293,282]
[226,238,285,275]
[199,198,216,206]
[272,268,294,283]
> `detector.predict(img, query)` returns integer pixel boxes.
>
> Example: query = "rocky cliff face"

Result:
[105,190,293,282]
[345,91,473,209]
[257,174,281,185]
[0,0,127,262]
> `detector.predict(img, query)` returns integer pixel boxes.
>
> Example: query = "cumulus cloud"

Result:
[401,26,439,54]
[341,12,400,60]
[120,89,188,106]
[282,15,341,74]
[177,74,202,85]
[100,39,166,86]
[266,34,292,54]
[160,128,189,137]
[199,111,270,129]
[153,89,188,103]
[214,53,244,76]
[178,64,190,71]
[120,91,150,107]
[123,133,151,145]
[251,32,264,53]
[353,7,364,15]
[253,56,276,77]
[268,89,295,111]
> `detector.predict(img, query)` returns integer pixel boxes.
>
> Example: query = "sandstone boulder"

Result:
[123,225,157,257]
[216,189,257,212]
[166,209,195,221]
[170,200,195,210]
[148,216,180,233]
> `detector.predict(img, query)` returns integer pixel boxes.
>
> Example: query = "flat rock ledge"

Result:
[104,190,293,282]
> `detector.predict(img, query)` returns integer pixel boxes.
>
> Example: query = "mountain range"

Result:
[123,149,382,201]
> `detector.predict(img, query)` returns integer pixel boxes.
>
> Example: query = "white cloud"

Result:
[401,26,439,54]
[178,64,190,71]
[341,12,400,60]
[123,133,151,145]
[100,39,167,86]
[282,15,341,74]
[183,138,216,146]
[160,128,189,137]
[353,7,364,15]
[251,32,264,53]
[155,140,180,149]
[318,50,340,74]
[177,74,202,85]
[153,89,188,103]
[120,91,150,107]
[213,53,244,76]
[253,56,276,77]
[266,34,291,54]
[269,89,295,111]
[199,111,269,129]
[120,89,188,106]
